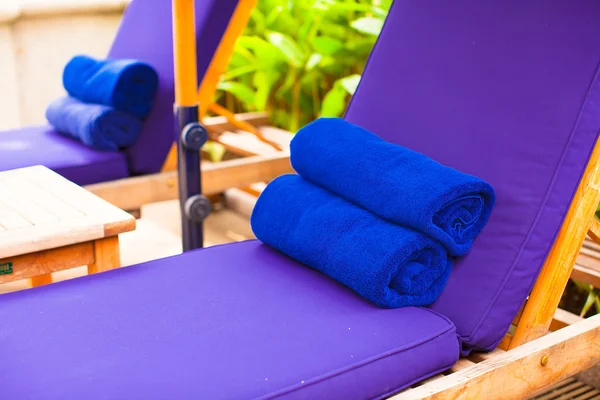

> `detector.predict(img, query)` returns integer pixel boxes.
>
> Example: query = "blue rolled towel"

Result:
[62,55,158,119]
[290,118,496,256]
[251,174,452,309]
[45,96,142,151]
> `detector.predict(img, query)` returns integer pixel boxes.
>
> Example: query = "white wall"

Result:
[0,0,127,130]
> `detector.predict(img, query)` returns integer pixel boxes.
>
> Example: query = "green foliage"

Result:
[573,280,600,316]
[215,0,392,132]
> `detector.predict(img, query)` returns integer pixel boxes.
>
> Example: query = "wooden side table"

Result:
[0,166,136,287]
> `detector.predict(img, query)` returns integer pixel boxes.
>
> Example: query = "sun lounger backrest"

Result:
[108,0,239,175]
[345,0,600,353]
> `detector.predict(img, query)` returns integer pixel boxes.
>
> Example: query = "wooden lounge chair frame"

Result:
[391,140,600,399]
[91,1,600,397]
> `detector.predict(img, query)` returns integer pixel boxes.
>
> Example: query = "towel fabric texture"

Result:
[62,55,158,119]
[251,174,452,309]
[290,118,495,256]
[251,117,495,309]
[45,96,142,151]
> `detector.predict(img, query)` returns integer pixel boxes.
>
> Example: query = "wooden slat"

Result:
[577,389,600,400]
[526,377,577,399]
[258,126,294,148]
[468,348,506,363]
[534,380,585,400]
[583,237,600,252]
[550,308,583,332]
[0,166,135,258]
[414,374,446,387]
[449,358,477,373]
[204,112,270,131]
[15,166,136,236]
[559,385,596,399]
[0,199,32,229]
[511,138,600,348]
[0,216,103,259]
[161,112,271,172]
[391,314,600,400]
[573,260,600,288]
[217,130,281,157]
[0,241,94,284]
[1,175,83,219]
[223,188,259,218]
[0,181,59,224]
[86,152,293,211]
[587,217,600,244]
[209,103,282,151]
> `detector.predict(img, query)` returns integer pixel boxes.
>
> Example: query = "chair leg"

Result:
[87,236,121,274]
[30,274,53,287]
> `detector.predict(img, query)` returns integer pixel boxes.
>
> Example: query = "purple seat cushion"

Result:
[108,0,239,175]
[0,125,129,185]
[0,241,459,399]
[345,0,600,352]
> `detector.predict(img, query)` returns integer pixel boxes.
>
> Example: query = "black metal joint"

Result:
[181,122,208,151]
[184,194,211,223]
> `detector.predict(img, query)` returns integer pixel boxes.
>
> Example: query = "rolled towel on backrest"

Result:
[251,174,452,309]
[62,55,158,119]
[46,96,142,151]
[290,118,495,256]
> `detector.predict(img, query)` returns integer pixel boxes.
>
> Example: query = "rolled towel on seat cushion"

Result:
[45,96,142,151]
[251,174,452,309]
[290,118,496,256]
[62,55,158,119]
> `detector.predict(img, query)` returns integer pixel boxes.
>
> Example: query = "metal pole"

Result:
[172,0,210,251]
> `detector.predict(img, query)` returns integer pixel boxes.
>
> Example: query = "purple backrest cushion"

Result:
[345,0,600,353]
[108,0,239,175]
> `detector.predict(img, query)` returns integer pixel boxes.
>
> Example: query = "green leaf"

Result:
[236,36,285,68]
[265,5,285,27]
[312,36,344,56]
[233,39,258,61]
[223,64,257,81]
[350,17,384,36]
[305,53,323,71]
[253,70,280,110]
[339,74,361,95]
[217,81,256,106]
[275,68,297,101]
[249,7,266,33]
[203,141,226,163]
[320,82,347,117]
[266,31,305,67]
[581,288,597,317]
[298,17,314,42]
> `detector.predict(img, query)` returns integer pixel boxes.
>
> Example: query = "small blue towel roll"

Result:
[290,118,496,256]
[62,55,158,119]
[251,174,452,309]
[45,96,142,151]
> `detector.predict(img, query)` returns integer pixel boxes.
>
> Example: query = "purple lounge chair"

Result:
[2,1,600,398]
[0,0,239,186]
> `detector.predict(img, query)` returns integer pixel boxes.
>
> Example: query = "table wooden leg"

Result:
[88,236,121,275]
[30,274,53,287]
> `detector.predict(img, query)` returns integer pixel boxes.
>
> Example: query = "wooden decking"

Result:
[529,377,600,400]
